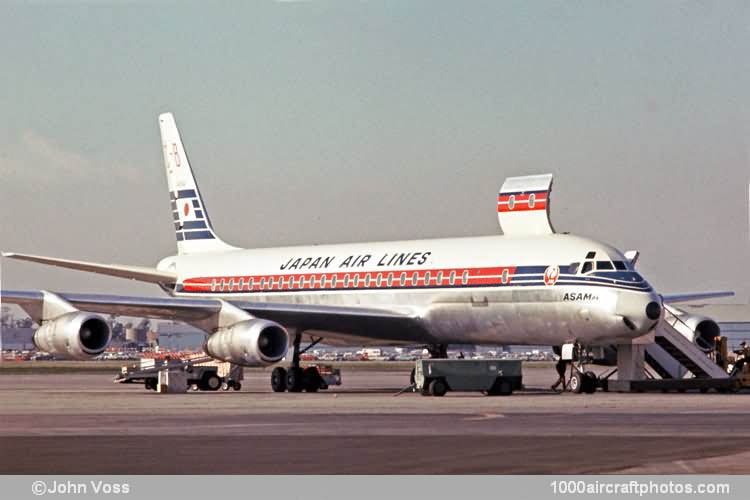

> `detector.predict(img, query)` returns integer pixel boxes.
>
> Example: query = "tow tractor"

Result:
[411,359,523,396]
[115,355,243,393]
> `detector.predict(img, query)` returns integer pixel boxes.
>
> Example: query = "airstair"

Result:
[608,307,736,392]
[644,309,729,380]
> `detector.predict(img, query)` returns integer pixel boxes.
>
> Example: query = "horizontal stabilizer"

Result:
[661,291,734,304]
[1,252,177,284]
[497,174,555,236]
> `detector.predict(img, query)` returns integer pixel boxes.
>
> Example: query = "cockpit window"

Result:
[596,261,614,271]
[581,261,593,274]
[568,262,580,274]
[612,260,627,271]
[585,251,596,259]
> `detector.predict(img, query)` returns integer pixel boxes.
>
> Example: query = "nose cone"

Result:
[616,292,662,335]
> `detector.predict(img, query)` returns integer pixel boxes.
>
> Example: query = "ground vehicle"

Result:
[414,359,523,396]
[115,357,243,392]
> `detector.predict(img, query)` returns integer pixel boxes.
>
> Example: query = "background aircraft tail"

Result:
[159,112,237,255]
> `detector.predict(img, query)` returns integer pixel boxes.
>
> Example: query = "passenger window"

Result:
[365,274,371,287]
[387,274,394,287]
[211,279,217,292]
[501,269,509,284]
[462,270,469,285]
[449,271,456,285]
[376,273,382,287]
[343,275,349,288]
[424,271,431,284]
[568,262,579,274]
[581,262,593,274]
[400,272,406,286]
[331,275,337,288]
[320,275,327,288]
[411,273,418,286]
[437,271,444,283]
[249,277,255,289]
[353,274,359,287]
[596,261,614,271]
[613,260,627,271]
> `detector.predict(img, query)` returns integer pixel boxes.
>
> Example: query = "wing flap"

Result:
[2,253,176,284]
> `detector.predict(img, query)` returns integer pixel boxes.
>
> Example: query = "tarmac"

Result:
[1,365,749,474]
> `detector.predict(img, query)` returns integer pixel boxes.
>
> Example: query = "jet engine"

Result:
[33,312,112,360]
[663,304,720,351]
[677,314,721,351]
[204,319,289,366]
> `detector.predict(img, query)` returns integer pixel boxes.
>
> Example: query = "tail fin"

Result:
[497,174,555,236]
[159,112,237,255]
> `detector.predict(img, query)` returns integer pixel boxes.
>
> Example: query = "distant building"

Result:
[1,327,35,350]
[157,322,206,351]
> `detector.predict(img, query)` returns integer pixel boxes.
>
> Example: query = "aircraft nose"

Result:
[645,301,661,321]
[616,292,662,334]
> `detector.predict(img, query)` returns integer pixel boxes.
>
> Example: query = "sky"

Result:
[0,1,749,305]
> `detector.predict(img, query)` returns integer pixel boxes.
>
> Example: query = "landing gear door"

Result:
[561,343,575,361]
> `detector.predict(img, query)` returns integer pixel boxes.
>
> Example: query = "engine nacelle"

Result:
[33,312,112,360]
[680,315,721,351]
[204,319,289,366]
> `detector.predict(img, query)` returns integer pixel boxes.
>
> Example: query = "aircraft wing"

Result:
[0,290,433,346]
[661,291,735,304]
[1,253,176,284]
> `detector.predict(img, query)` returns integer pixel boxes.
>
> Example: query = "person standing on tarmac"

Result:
[551,357,569,392]
[732,341,749,374]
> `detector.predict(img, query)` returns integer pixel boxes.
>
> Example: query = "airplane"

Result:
[1,112,733,394]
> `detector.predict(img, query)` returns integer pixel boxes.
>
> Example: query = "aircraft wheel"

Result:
[271,367,287,392]
[221,382,230,391]
[303,367,321,392]
[409,368,416,385]
[429,378,448,397]
[232,382,242,391]
[583,371,598,394]
[144,378,157,391]
[287,367,304,392]
[569,371,584,394]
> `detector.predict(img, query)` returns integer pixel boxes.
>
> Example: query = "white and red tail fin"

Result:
[497,174,555,236]
[159,112,237,255]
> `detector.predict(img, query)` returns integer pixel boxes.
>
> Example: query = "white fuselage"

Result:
[158,233,661,347]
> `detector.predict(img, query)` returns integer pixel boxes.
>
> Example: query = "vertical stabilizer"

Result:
[159,112,237,255]
[497,174,555,236]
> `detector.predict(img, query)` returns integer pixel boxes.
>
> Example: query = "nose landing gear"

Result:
[558,342,602,394]
[569,369,598,394]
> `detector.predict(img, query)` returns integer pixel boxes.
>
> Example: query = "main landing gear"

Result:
[270,333,325,393]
